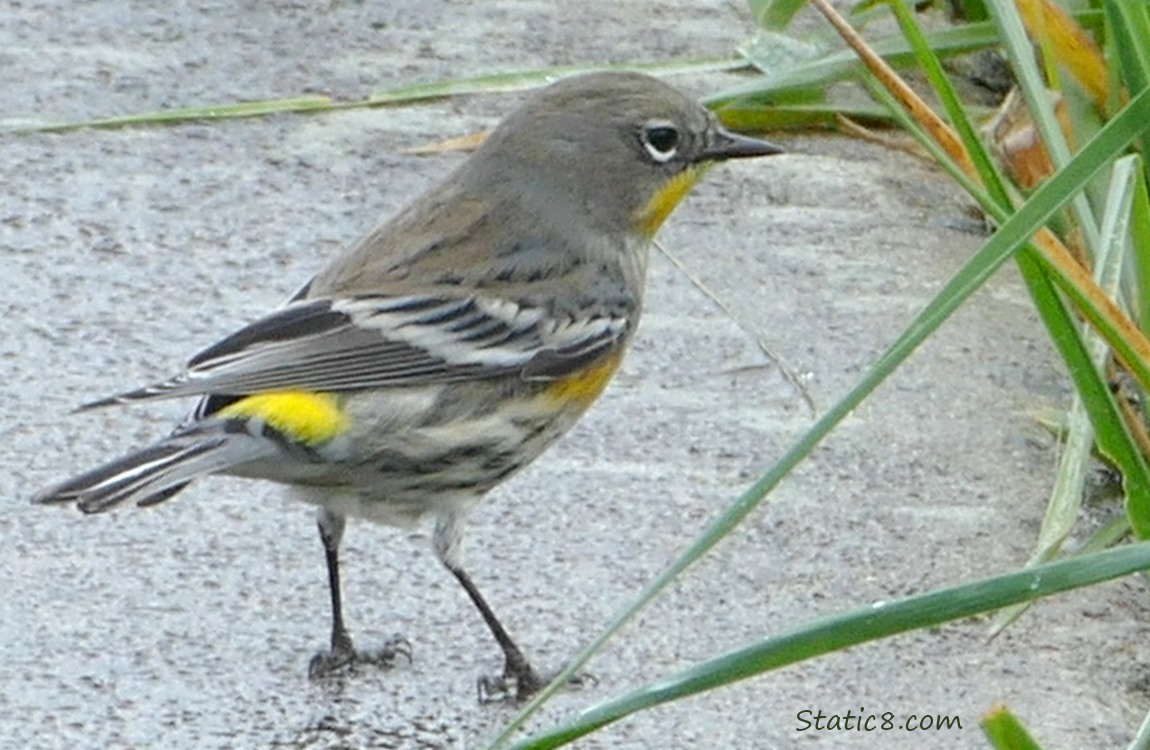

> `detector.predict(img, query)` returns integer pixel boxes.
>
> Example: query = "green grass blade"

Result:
[1132,164,1150,330]
[956,0,991,23]
[1104,2,1150,174]
[747,0,810,30]
[1079,514,1132,555]
[7,96,338,134]
[1112,160,1150,535]
[735,31,831,90]
[991,156,1144,634]
[981,705,1046,750]
[5,57,744,134]
[714,100,894,130]
[1105,1,1150,101]
[1127,701,1150,750]
[860,74,989,202]
[505,543,1150,749]
[1012,241,1150,540]
[886,0,1012,209]
[1029,156,1141,553]
[708,21,1000,106]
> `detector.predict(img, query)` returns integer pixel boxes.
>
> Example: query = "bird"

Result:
[32,70,782,701]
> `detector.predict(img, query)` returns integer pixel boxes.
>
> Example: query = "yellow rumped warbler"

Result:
[33,71,781,700]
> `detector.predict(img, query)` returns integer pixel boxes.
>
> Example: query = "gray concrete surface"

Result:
[3,2,1150,749]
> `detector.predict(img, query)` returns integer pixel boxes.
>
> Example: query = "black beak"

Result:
[699,127,784,161]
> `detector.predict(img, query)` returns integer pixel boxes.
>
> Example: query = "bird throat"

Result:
[633,164,711,238]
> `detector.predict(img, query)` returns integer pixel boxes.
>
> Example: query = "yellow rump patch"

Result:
[543,352,625,409]
[219,391,350,445]
[633,164,711,237]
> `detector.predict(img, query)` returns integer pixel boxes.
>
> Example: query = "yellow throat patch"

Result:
[634,164,710,238]
[219,391,350,445]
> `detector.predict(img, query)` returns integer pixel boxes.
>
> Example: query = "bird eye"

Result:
[640,122,681,162]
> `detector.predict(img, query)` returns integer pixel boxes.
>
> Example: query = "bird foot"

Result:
[477,663,596,703]
[308,634,412,679]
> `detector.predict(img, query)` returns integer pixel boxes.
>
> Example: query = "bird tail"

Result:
[32,426,275,513]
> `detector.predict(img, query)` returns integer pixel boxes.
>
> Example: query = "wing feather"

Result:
[81,294,630,409]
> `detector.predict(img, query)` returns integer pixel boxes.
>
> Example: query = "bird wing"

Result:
[81,294,631,409]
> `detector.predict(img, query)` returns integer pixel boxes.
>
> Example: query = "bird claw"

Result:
[308,634,412,679]
[476,664,595,703]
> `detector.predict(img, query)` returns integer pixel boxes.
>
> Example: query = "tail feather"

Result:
[33,443,190,505]
[74,440,225,513]
[32,430,275,513]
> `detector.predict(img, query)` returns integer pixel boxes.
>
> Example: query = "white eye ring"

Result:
[640,122,681,163]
